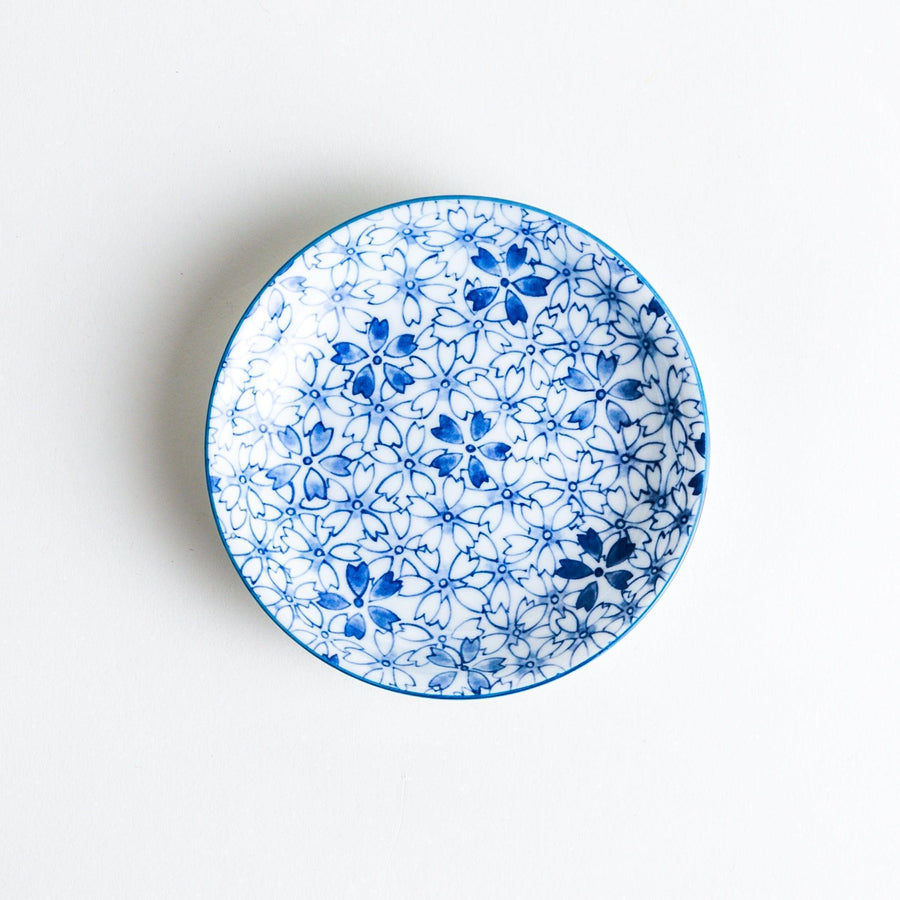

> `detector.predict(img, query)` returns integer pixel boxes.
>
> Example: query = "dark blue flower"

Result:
[428,411,511,488]
[553,527,636,611]
[315,560,403,639]
[464,244,550,324]
[330,317,419,399]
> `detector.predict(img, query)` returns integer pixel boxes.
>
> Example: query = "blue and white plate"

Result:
[206,196,708,697]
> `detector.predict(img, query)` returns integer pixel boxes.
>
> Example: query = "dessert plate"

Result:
[206,196,708,697]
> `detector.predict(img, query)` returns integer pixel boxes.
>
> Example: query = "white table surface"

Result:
[3,1,899,896]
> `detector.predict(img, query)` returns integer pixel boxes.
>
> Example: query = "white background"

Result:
[2,1,899,896]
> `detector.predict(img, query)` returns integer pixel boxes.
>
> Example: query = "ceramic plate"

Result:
[206,196,708,697]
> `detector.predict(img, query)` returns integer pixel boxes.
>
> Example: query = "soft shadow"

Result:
[150,176,435,622]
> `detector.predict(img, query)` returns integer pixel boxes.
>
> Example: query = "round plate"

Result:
[206,196,708,698]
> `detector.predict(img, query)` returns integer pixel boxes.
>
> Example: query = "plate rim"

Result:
[205,193,711,699]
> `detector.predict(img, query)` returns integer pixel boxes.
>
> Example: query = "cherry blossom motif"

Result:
[207,197,707,697]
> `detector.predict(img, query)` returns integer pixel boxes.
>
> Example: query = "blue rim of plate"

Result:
[205,194,710,699]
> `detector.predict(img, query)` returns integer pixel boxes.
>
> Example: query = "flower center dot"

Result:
[465,444,476,454]
[526,345,535,355]
[569,341,579,351]
[382,658,391,666]
[352,500,363,510]
[354,598,364,608]
[302,456,312,466]
[593,566,604,577]
[405,280,415,290]
[238,476,247,484]
[500,277,509,287]
[438,579,448,588]
[442,512,453,522]
[440,379,450,388]
[595,389,606,400]
[542,529,552,541]
[501,489,512,499]
[332,293,341,302]
[372,355,382,365]
[314,549,324,558]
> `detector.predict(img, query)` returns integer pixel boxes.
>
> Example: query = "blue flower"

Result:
[331,317,420,400]
[464,244,550,325]
[265,422,352,503]
[553,527,636,611]
[426,637,505,695]
[428,411,511,488]
[316,561,403,639]
[563,351,644,431]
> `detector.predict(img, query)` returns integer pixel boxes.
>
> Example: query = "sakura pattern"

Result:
[207,197,708,697]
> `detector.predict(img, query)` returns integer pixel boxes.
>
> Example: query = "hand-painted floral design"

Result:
[207,196,708,698]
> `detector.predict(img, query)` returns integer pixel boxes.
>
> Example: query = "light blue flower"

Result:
[427,411,511,488]
[426,637,505,695]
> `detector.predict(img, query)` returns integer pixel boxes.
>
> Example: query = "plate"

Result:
[206,196,708,697]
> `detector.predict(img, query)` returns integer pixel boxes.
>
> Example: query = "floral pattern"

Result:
[207,197,708,697]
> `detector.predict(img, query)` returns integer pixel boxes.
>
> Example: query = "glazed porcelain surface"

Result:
[206,196,708,697]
